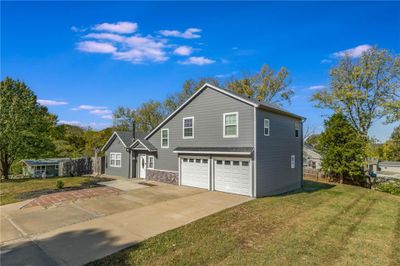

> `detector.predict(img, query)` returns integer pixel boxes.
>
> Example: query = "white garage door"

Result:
[181,157,209,189]
[214,158,251,196]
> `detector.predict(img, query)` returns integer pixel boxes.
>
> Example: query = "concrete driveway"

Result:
[0,181,251,266]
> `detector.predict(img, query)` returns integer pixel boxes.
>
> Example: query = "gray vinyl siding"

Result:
[105,138,130,177]
[255,108,302,196]
[148,88,255,171]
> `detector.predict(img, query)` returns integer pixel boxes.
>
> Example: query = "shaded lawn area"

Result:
[91,180,400,266]
[0,176,111,205]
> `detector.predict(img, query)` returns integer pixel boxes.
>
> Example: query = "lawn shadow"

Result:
[274,180,336,197]
[0,228,137,266]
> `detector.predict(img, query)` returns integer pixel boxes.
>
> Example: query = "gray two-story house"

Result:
[102,83,304,197]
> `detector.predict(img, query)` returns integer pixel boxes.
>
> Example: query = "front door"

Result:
[139,155,146,178]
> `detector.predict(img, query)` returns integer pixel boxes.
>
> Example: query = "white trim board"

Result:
[173,150,252,155]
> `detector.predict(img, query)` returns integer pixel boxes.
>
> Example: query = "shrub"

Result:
[374,181,400,196]
[56,180,64,190]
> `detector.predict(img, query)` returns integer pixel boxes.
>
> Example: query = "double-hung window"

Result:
[264,118,270,136]
[148,156,154,169]
[295,122,300,138]
[223,112,238,138]
[183,117,194,139]
[161,128,169,148]
[110,152,121,167]
[291,155,295,169]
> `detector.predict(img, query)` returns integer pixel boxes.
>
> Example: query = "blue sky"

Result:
[2,1,399,141]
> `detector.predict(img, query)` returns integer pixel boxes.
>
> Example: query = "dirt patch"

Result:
[138,182,157,187]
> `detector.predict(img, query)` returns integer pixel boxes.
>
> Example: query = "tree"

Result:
[113,106,136,131]
[135,100,165,133]
[83,127,113,156]
[227,64,293,104]
[317,113,367,184]
[312,47,400,136]
[164,77,220,114]
[0,77,57,178]
[305,134,320,148]
[384,126,400,161]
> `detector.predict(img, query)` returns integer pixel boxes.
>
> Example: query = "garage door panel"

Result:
[214,158,251,196]
[181,158,209,190]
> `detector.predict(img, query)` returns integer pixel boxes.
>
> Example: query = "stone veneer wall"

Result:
[146,169,178,185]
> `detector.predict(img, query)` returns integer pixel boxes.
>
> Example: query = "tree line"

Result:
[1,46,399,180]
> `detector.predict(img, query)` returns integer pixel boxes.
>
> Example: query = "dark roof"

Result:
[21,158,68,166]
[131,138,157,152]
[102,131,148,151]
[174,147,253,154]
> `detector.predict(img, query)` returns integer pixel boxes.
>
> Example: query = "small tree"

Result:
[384,126,400,161]
[0,77,56,179]
[112,106,136,131]
[317,113,366,184]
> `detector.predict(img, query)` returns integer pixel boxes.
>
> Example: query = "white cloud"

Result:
[71,26,86,33]
[159,28,202,39]
[321,59,332,64]
[333,44,372,58]
[84,33,125,42]
[38,99,68,106]
[179,56,215,66]
[101,115,113,120]
[77,41,116,54]
[89,109,112,115]
[92,21,138,34]
[306,85,327,90]
[173,46,193,56]
[71,105,107,111]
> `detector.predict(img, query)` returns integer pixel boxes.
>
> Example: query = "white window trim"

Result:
[148,155,155,169]
[182,116,194,139]
[264,118,270,136]
[291,155,295,169]
[295,122,300,138]
[161,128,169,148]
[223,112,239,138]
[110,152,122,168]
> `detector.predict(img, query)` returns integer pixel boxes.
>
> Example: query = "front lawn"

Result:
[92,179,400,266]
[0,176,111,205]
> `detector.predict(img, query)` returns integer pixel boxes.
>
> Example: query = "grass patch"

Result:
[0,176,112,205]
[91,179,400,266]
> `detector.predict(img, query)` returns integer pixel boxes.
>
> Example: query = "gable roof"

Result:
[145,83,305,139]
[21,158,69,166]
[102,131,148,151]
[130,138,157,152]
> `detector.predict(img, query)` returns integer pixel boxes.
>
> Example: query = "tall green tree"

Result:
[227,64,294,104]
[112,106,136,131]
[0,77,57,178]
[135,100,165,133]
[164,77,220,114]
[312,47,400,136]
[317,113,367,184]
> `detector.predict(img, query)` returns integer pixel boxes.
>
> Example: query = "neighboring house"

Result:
[303,144,322,170]
[378,161,400,174]
[102,83,305,197]
[21,158,68,178]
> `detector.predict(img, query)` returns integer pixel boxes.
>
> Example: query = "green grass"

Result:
[91,180,400,266]
[0,176,110,205]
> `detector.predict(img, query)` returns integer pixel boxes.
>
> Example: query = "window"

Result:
[148,156,154,169]
[183,158,188,162]
[242,161,249,166]
[161,128,169,148]
[264,119,270,136]
[196,159,201,163]
[295,122,300,138]
[223,112,238,138]
[110,152,121,167]
[202,159,208,163]
[232,161,240,166]
[216,160,223,165]
[189,159,194,163]
[183,117,194,138]
[291,155,295,169]
[224,161,231,165]
[55,165,58,170]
